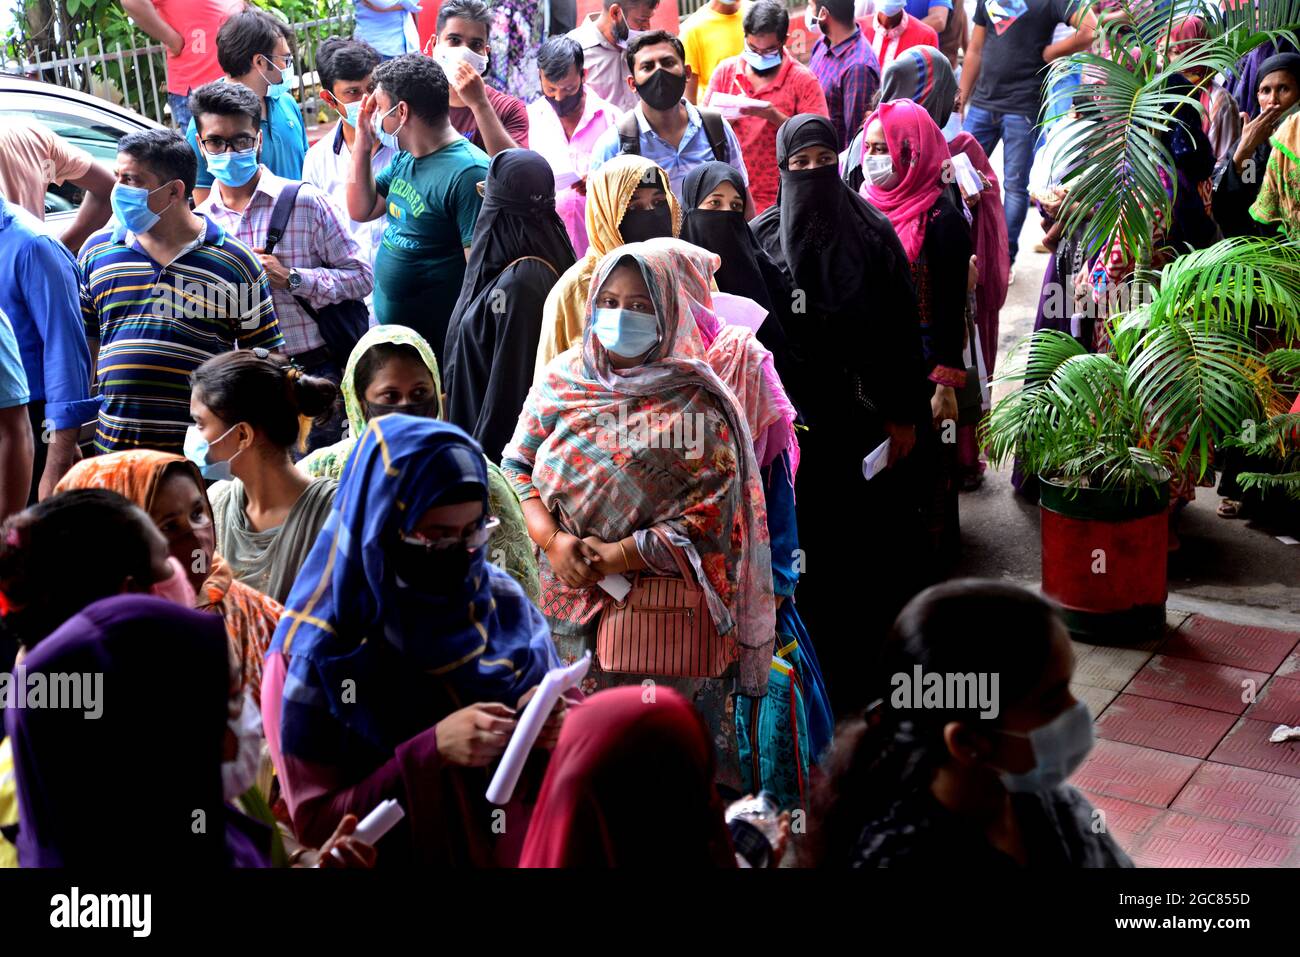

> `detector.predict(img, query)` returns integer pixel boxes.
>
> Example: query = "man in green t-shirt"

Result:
[349,53,489,358]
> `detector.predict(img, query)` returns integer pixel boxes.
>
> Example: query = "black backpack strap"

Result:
[264,181,303,255]
[617,110,641,156]
[697,108,731,167]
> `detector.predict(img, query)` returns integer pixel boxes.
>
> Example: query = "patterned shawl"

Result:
[503,241,775,695]
[271,415,558,766]
[532,155,681,379]
[1251,113,1300,239]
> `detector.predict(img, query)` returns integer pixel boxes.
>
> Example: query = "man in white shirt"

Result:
[301,37,395,316]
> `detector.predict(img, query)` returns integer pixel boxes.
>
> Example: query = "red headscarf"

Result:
[518,687,736,868]
[861,99,951,262]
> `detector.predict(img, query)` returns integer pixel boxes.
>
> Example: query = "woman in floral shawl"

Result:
[502,241,776,789]
[297,324,539,604]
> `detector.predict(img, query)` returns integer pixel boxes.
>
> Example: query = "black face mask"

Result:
[619,203,673,242]
[366,399,439,420]
[547,87,584,117]
[388,539,473,596]
[636,68,687,111]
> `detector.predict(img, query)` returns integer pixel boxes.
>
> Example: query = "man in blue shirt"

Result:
[0,308,33,522]
[905,0,950,34]
[185,8,308,204]
[588,30,749,205]
[353,0,418,60]
[0,198,97,501]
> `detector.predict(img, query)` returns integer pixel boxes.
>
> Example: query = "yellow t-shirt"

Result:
[0,737,17,868]
[681,3,748,96]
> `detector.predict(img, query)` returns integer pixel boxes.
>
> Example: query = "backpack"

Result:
[264,182,369,368]
[617,108,731,167]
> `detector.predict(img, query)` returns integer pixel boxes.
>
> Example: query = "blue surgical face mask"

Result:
[260,54,295,98]
[741,48,783,73]
[338,99,362,128]
[373,104,403,152]
[110,181,174,235]
[881,0,907,16]
[204,144,260,188]
[592,307,660,359]
[995,701,1095,794]
[184,423,244,483]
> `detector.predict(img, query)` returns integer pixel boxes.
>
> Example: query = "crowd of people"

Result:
[0,0,1294,870]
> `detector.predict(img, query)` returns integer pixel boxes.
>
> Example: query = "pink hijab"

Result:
[861,99,951,262]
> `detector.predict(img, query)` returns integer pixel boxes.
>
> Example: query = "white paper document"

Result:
[949,151,981,198]
[598,572,632,601]
[862,438,892,481]
[553,168,582,191]
[707,92,771,119]
[712,291,769,332]
[486,654,591,805]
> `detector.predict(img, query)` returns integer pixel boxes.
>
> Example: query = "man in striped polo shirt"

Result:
[80,129,285,454]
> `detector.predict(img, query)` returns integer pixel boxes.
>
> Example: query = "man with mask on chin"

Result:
[860,0,938,69]
[424,0,530,156]
[702,0,828,215]
[192,81,372,451]
[588,30,750,210]
[78,129,286,454]
[569,0,661,113]
[526,36,623,257]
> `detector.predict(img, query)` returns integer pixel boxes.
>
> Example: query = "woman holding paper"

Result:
[263,415,563,866]
[443,149,577,463]
[502,241,776,790]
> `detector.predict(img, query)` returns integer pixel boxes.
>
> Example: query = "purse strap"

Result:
[503,255,559,279]
[647,525,701,593]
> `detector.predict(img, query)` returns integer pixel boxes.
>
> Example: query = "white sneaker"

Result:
[1008,266,1016,286]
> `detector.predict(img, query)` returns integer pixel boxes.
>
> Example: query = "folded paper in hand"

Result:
[485,653,591,805]
[712,291,769,333]
[949,152,981,198]
[707,92,771,120]
[862,438,891,481]
[553,169,582,191]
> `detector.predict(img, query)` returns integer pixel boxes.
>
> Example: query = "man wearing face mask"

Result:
[303,37,396,285]
[424,0,530,156]
[192,82,372,452]
[185,10,309,205]
[589,31,750,206]
[860,0,938,69]
[78,129,285,454]
[527,36,624,257]
[806,0,882,151]
[569,0,662,113]
[703,0,828,215]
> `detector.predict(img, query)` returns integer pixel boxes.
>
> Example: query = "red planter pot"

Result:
[1039,477,1169,645]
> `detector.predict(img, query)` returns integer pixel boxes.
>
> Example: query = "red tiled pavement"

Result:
[1123,654,1269,715]
[1244,675,1300,726]
[1094,694,1238,759]
[1169,763,1300,836]
[1207,717,1300,779]
[1126,811,1298,868]
[1078,790,1164,851]
[1071,738,1203,807]
[1158,615,1299,673]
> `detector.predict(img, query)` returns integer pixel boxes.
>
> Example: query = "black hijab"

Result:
[448,148,577,330]
[681,162,779,314]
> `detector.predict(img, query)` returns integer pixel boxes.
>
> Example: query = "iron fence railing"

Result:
[2,12,355,127]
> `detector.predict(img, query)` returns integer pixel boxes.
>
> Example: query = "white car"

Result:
[0,74,163,239]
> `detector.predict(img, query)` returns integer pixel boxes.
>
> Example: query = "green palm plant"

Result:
[1051,0,1300,265]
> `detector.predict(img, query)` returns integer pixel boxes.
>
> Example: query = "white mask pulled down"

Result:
[432,43,488,78]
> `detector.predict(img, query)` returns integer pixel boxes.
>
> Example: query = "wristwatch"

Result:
[287,268,303,291]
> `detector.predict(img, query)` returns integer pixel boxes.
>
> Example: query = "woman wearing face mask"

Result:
[532,154,681,378]
[187,350,340,604]
[443,149,577,463]
[53,451,283,710]
[749,113,929,713]
[264,414,563,865]
[807,579,1130,868]
[296,324,540,604]
[862,99,972,571]
[503,242,776,789]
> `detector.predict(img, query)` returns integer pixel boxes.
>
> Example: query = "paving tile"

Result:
[1123,654,1269,715]
[1070,738,1202,807]
[1072,682,1118,719]
[1095,694,1238,759]
[1279,647,1300,679]
[1071,644,1155,692]
[1169,762,1300,836]
[1244,675,1300,726]
[1208,717,1300,779]
[1159,615,1300,673]
[1126,811,1296,867]
[1077,790,1164,853]
[1166,608,1193,632]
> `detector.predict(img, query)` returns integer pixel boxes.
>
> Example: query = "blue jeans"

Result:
[168,92,192,131]
[963,104,1037,266]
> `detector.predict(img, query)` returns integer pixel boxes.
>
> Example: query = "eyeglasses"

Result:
[399,516,500,552]
[200,133,258,154]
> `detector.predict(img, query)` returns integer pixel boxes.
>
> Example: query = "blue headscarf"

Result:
[270,414,558,766]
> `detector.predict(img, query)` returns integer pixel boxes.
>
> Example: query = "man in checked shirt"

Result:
[192,81,373,453]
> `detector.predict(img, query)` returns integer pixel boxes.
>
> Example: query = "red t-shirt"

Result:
[448,84,530,151]
[154,0,243,94]
[704,55,829,215]
[859,13,941,70]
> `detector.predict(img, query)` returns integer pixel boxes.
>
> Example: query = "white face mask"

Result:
[433,43,489,77]
[866,153,896,186]
[805,4,824,33]
[994,701,1095,795]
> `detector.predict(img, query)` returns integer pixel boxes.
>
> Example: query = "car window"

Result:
[0,108,133,217]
